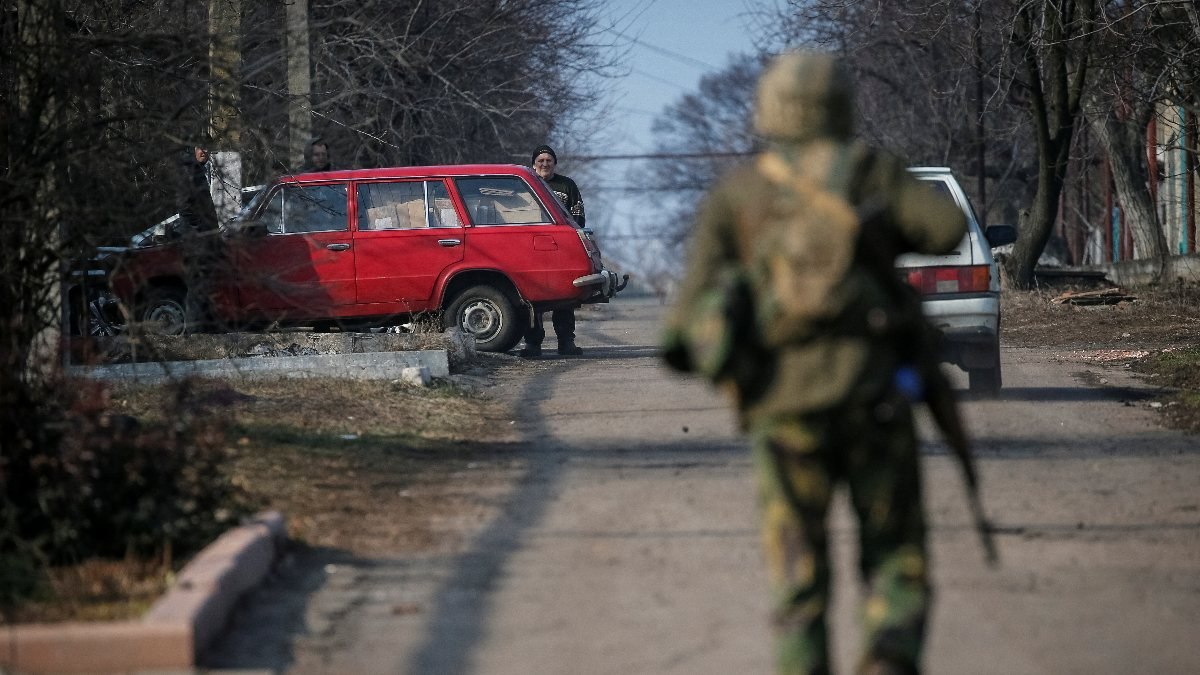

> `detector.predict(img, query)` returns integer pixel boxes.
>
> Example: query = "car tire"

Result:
[138,286,189,336]
[968,345,1002,396]
[445,285,522,352]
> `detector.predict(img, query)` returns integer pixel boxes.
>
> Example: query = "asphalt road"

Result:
[205,297,1200,674]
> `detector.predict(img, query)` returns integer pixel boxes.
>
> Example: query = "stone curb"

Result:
[0,511,286,674]
[68,349,450,382]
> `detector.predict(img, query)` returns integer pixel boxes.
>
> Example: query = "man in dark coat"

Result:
[521,144,587,357]
[300,137,333,172]
[176,144,220,333]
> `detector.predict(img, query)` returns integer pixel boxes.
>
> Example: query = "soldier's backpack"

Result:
[748,147,869,346]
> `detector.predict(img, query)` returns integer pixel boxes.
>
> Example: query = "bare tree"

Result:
[1002,0,1097,287]
[644,53,763,248]
[290,0,618,170]
[1078,1,1200,270]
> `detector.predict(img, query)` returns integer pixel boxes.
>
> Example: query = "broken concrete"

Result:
[68,328,476,382]
[69,349,450,382]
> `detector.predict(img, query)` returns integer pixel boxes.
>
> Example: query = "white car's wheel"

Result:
[968,343,1002,396]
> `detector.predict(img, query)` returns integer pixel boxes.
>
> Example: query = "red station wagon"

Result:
[107,164,623,352]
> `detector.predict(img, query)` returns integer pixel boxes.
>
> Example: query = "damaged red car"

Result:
[104,164,623,352]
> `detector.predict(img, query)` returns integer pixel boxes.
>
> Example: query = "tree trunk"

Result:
[1087,104,1167,267]
[286,0,311,169]
[1003,1,1095,289]
[1008,136,1071,288]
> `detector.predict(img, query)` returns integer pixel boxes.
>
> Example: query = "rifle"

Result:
[915,345,999,566]
[857,197,999,567]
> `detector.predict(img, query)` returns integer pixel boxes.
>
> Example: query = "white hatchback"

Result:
[898,168,1016,395]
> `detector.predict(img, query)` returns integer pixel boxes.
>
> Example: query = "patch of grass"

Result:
[1132,346,1200,432]
[1132,345,1200,387]
[5,558,171,624]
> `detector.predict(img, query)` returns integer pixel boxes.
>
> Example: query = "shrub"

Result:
[1,376,251,606]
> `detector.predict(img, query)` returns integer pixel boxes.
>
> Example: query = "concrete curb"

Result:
[68,349,450,382]
[0,512,286,674]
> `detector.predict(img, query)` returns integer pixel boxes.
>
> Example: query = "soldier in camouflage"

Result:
[663,51,967,675]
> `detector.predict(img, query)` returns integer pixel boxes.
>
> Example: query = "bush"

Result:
[1,376,252,605]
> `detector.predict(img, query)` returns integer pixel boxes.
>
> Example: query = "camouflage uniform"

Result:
[663,52,966,675]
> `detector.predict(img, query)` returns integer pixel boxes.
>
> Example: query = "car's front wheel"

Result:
[445,284,522,352]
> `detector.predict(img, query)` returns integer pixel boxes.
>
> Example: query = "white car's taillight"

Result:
[902,265,991,294]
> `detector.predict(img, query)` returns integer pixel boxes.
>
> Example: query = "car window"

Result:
[921,177,981,231]
[427,181,462,228]
[357,180,462,230]
[258,183,349,234]
[454,176,551,226]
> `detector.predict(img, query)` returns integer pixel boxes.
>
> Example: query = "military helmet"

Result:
[754,50,854,142]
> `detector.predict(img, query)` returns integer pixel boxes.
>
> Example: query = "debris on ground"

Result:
[1050,288,1137,305]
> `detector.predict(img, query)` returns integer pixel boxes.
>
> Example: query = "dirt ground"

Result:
[1002,281,1200,351]
[1001,282,1200,430]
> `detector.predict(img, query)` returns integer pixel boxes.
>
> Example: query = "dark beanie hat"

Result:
[532,144,557,164]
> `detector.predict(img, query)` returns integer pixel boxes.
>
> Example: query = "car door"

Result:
[352,179,466,309]
[232,181,357,319]
[452,174,584,302]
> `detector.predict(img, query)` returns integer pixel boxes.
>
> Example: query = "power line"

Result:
[565,151,754,161]
[600,23,721,72]
[588,184,708,192]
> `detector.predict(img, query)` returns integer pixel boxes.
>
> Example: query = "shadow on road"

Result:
[960,385,1160,403]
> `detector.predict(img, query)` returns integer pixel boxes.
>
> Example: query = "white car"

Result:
[899,168,1016,395]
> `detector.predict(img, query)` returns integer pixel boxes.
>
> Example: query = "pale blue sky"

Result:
[596,0,763,157]
[575,0,764,256]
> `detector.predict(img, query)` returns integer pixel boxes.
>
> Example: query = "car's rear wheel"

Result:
[138,286,189,336]
[445,284,522,352]
[968,343,1002,396]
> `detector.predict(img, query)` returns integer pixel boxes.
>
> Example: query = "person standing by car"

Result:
[176,143,221,333]
[521,144,586,357]
[662,51,967,675]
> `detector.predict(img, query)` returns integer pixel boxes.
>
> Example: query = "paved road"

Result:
[206,297,1200,674]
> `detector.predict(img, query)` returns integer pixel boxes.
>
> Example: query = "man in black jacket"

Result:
[176,144,220,333]
[522,144,586,357]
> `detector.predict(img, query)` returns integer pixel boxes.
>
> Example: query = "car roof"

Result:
[907,166,953,176]
[278,163,536,183]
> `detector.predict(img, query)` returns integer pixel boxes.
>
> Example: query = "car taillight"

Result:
[902,265,991,295]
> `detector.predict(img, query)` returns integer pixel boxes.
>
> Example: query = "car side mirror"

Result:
[985,224,1017,247]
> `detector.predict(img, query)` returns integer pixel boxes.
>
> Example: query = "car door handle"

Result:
[438,239,462,247]
[326,243,351,251]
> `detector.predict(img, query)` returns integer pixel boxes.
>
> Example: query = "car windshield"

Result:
[234,184,269,221]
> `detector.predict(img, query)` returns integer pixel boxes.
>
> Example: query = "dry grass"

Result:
[11,362,520,623]
[6,559,172,624]
[1002,282,1200,352]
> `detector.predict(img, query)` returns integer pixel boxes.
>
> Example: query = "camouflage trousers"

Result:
[749,389,930,675]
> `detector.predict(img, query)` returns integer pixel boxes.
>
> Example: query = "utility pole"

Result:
[287,0,312,170]
[209,0,243,219]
